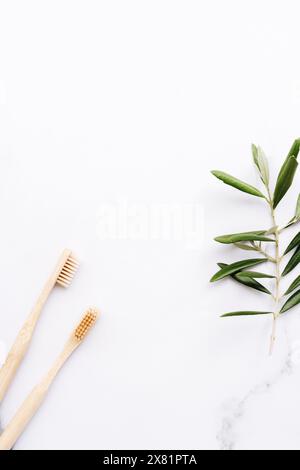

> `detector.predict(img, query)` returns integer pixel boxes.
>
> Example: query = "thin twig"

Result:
[267,187,281,355]
[254,244,276,263]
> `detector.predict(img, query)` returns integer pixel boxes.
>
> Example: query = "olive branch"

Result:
[211,139,300,353]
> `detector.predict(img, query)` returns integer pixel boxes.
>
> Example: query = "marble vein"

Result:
[216,324,295,450]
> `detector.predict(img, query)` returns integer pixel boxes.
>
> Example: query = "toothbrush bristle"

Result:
[75,309,98,341]
[57,254,79,288]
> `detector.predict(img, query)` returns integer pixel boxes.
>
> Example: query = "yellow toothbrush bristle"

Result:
[74,309,98,341]
[57,254,79,288]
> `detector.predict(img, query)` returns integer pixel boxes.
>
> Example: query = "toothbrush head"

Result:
[74,308,99,342]
[56,250,79,288]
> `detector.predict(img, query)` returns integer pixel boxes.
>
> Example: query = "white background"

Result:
[1,0,300,450]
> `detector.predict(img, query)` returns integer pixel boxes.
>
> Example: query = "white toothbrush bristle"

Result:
[57,254,79,288]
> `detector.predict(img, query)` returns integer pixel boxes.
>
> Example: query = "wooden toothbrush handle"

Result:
[0,250,72,403]
[0,282,54,403]
[0,382,49,450]
[0,344,75,450]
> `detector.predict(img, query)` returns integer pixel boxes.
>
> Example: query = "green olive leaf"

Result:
[234,243,258,251]
[286,194,300,229]
[284,274,300,296]
[214,231,274,244]
[218,263,271,294]
[234,274,271,294]
[236,271,275,279]
[284,231,300,255]
[221,311,272,318]
[210,258,267,282]
[273,138,300,209]
[283,217,297,230]
[286,138,300,160]
[252,144,258,165]
[211,171,266,198]
[252,144,269,186]
[282,245,300,276]
[280,288,300,313]
[273,156,298,209]
[278,139,300,180]
[295,194,300,220]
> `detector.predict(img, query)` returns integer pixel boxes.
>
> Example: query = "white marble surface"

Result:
[1,0,300,450]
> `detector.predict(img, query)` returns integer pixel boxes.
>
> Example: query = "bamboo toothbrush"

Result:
[0,249,79,404]
[0,308,99,450]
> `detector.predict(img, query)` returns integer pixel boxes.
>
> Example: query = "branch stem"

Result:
[267,188,281,355]
[255,245,276,263]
